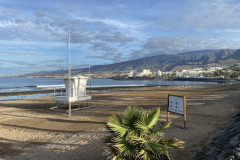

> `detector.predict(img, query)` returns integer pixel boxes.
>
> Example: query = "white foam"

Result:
[87,84,146,88]
[0,88,32,93]
[36,84,65,89]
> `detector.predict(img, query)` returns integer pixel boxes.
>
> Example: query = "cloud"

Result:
[153,0,240,33]
[0,19,60,42]
[82,17,145,31]
[90,42,117,52]
[50,59,66,63]
[0,59,38,67]
[0,58,68,74]
[33,11,136,44]
[130,36,240,59]
[94,31,135,45]
[0,6,17,17]
[1,0,240,75]
[87,42,123,62]
[0,9,137,66]
[0,51,38,56]
[61,32,93,44]
[87,52,123,63]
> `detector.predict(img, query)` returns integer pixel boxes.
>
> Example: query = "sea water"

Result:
[0,77,217,100]
[0,77,64,93]
[0,77,216,93]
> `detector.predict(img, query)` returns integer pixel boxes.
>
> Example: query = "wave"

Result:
[37,84,146,89]
[36,84,65,89]
[87,84,146,88]
[0,84,146,93]
[0,84,65,93]
[0,88,32,93]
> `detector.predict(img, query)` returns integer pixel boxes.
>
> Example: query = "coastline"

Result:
[0,81,232,97]
[1,77,236,99]
[172,77,240,83]
[111,76,240,83]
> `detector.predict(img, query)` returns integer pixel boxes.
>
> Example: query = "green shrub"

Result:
[106,106,184,160]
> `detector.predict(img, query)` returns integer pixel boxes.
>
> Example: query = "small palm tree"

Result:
[106,106,183,160]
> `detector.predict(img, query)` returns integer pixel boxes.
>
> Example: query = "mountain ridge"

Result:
[23,49,240,76]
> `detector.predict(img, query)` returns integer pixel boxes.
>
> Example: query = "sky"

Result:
[1,0,240,76]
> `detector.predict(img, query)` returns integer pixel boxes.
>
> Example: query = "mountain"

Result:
[23,49,240,76]
[229,49,240,60]
[77,49,238,73]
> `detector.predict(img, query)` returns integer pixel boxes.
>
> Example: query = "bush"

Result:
[106,106,184,160]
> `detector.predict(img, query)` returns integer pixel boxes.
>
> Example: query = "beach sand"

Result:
[0,84,240,160]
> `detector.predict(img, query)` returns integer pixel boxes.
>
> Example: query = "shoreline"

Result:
[111,76,240,83]
[0,82,232,97]
[0,86,154,97]
[1,78,238,98]
[172,77,240,83]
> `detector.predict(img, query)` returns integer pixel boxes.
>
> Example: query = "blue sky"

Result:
[0,0,240,76]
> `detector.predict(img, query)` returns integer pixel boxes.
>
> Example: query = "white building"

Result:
[174,69,204,77]
[139,69,152,77]
[128,70,137,77]
[162,71,173,76]
[155,70,162,77]
[174,71,184,77]
[206,67,223,72]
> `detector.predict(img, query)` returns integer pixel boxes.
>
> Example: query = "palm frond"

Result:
[143,128,164,140]
[135,107,160,132]
[142,150,169,160]
[158,138,184,149]
[159,138,184,149]
[107,114,128,137]
[138,149,147,158]
[146,107,160,129]
[113,138,138,158]
[123,106,143,131]
[155,121,172,132]
[143,141,166,153]
[106,136,115,144]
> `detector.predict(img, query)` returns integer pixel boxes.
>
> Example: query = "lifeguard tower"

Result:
[54,76,91,102]
[51,75,93,113]
[50,32,93,114]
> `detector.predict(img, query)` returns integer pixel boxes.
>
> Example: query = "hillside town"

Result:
[21,63,240,80]
[113,64,240,80]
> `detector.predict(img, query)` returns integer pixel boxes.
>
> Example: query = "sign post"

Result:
[167,95,186,128]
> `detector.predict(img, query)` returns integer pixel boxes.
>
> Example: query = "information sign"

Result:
[167,95,186,128]
[168,95,184,115]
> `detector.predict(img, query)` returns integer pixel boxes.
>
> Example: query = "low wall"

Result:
[195,113,240,160]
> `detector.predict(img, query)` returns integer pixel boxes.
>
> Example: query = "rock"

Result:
[194,113,240,160]
[234,150,240,159]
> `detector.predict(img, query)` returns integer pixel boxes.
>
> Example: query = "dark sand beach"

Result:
[0,83,240,160]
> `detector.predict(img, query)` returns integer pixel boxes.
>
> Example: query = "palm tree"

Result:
[106,106,183,160]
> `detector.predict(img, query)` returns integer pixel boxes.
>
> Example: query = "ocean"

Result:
[0,77,217,93]
[0,77,216,100]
